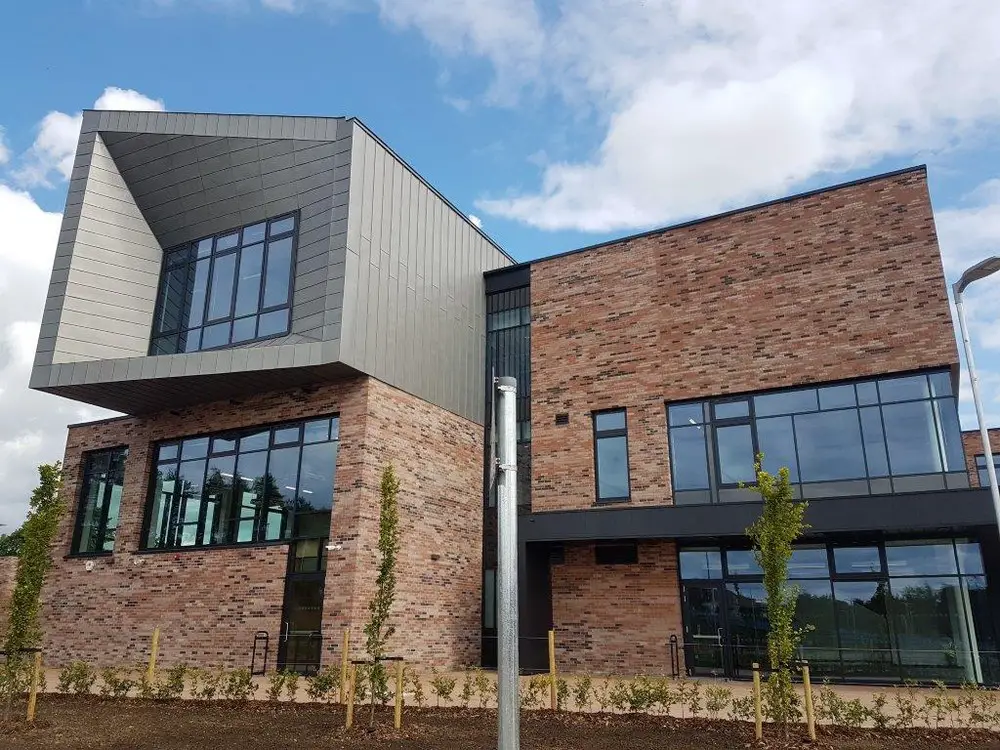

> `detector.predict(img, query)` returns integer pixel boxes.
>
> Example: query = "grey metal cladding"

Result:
[31,111,510,420]
[339,121,511,423]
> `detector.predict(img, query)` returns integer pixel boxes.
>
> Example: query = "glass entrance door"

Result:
[682,582,727,677]
[277,573,324,674]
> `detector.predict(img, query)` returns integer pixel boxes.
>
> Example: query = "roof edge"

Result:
[486,164,928,275]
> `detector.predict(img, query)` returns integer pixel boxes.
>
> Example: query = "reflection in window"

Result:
[976,455,1000,488]
[72,447,128,554]
[149,214,297,355]
[593,410,630,502]
[666,369,967,505]
[145,416,338,550]
[679,539,992,683]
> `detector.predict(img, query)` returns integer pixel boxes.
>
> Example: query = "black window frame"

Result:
[666,368,966,505]
[148,212,299,356]
[976,454,1000,488]
[140,414,339,552]
[70,446,129,556]
[592,408,631,504]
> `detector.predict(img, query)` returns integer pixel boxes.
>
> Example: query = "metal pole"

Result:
[496,376,520,750]
[954,289,1000,521]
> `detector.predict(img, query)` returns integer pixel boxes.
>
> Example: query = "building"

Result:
[31,110,1000,684]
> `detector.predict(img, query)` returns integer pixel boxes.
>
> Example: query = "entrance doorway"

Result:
[277,541,326,674]
[681,581,768,678]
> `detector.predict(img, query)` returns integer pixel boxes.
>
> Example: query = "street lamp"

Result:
[953,256,1000,521]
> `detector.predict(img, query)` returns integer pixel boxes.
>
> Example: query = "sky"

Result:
[0,0,999,528]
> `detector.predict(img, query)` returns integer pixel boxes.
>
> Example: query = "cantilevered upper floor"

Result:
[30,110,511,422]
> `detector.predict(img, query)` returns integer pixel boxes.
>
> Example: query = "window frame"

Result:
[666,368,964,505]
[976,454,1000,488]
[148,213,299,355]
[140,415,339,553]
[70,446,129,557]
[592,408,631,504]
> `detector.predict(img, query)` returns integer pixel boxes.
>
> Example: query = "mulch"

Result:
[2,696,999,749]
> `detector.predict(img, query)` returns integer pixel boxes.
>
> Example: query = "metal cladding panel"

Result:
[44,132,162,366]
[340,122,511,424]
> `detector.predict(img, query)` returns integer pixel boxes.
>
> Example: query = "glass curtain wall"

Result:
[144,416,339,550]
[679,539,996,683]
[668,370,967,505]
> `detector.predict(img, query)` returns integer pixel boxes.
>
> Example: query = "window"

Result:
[680,539,992,683]
[72,447,128,555]
[593,409,630,502]
[149,215,297,355]
[977,454,1000,488]
[595,542,638,565]
[667,369,968,505]
[144,416,338,550]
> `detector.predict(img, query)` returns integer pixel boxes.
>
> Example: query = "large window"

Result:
[679,538,995,683]
[149,214,297,355]
[593,409,630,503]
[72,447,128,555]
[667,370,968,505]
[144,416,338,550]
[977,454,1000,488]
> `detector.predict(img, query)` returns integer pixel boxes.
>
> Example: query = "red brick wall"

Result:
[963,428,1000,487]
[530,168,958,512]
[551,541,683,675]
[42,375,482,670]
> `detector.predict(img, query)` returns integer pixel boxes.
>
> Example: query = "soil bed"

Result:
[2,695,999,749]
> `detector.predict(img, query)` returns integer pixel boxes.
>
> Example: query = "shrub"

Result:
[267,670,286,701]
[572,675,593,711]
[967,684,999,729]
[408,669,426,709]
[429,668,457,707]
[473,667,493,708]
[686,680,703,718]
[156,663,188,700]
[189,668,223,700]
[354,665,370,704]
[869,692,890,730]
[305,666,340,703]
[58,661,96,695]
[705,685,732,719]
[520,675,546,710]
[729,694,755,722]
[893,681,920,729]
[99,666,136,698]
[460,670,474,708]
[137,666,156,699]
[556,678,570,711]
[763,678,801,724]
[284,671,300,702]
[221,668,256,701]
[592,679,611,713]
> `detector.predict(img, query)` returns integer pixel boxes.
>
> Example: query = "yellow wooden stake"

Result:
[345,664,357,729]
[147,626,160,685]
[802,661,816,742]
[548,629,557,710]
[26,651,42,722]
[752,662,763,741]
[394,661,405,730]
[340,630,350,705]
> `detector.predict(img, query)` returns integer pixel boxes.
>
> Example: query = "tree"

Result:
[0,526,24,557]
[364,465,401,726]
[744,456,809,732]
[3,462,64,716]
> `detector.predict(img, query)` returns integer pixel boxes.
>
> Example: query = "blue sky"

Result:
[0,0,998,526]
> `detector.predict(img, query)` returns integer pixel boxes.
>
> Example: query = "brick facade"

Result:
[530,168,958,513]
[963,428,1000,487]
[551,541,683,675]
[41,375,482,670]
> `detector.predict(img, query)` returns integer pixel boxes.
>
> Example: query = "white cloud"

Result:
[0,186,117,529]
[361,0,1000,232]
[261,0,297,10]
[15,86,164,187]
[467,213,482,228]
[0,127,9,166]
